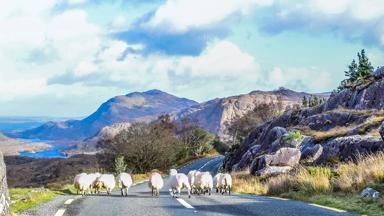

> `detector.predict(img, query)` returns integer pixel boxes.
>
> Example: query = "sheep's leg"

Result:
[152,187,154,196]
[216,188,218,193]
[209,188,211,196]
[121,189,124,196]
[228,186,231,195]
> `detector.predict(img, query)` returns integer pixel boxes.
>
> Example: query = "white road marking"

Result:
[310,204,346,213]
[198,157,220,171]
[177,198,194,209]
[268,197,289,201]
[54,208,66,216]
[64,199,74,205]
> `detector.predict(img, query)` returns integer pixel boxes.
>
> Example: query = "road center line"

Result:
[268,197,289,201]
[198,157,219,171]
[64,198,74,205]
[176,198,194,209]
[54,208,66,216]
[310,204,346,213]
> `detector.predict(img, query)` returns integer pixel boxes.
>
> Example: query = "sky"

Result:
[1,0,384,117]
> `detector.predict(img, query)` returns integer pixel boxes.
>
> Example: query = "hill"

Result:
[10,90,197,140]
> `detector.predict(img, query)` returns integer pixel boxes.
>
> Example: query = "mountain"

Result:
[10,90,197,140]
[222,68,384,176]
[173,87,328,141]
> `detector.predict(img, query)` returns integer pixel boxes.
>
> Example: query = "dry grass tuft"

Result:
[231,170,267,195]
[298,125,355,142]
[333,152,384,192]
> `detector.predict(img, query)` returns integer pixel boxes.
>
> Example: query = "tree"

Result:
[345,59,358,81]
[178,118,214,157]
[105,120,183,173]
[357,49,374,78]
[302,96,308,107]
[336,49,374,92]
[114,156,127,174]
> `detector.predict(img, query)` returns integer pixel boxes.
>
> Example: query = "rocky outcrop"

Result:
[373,66,384,79]
[174,88,327,142]
[0,152,10,215]
[223,74,384,175]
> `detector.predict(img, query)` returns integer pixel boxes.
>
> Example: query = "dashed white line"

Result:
[310,204,346,213]
[64,198,74,205]
[268,196,289,201]
[54,208,66,216]
[198,157,220,171]
[176,198,194,209]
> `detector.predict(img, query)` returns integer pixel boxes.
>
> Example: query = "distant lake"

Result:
[18,138,68,159]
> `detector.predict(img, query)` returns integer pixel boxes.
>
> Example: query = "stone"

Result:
[256,166,292,176]
[373,66,384,79]
[0,152,9,216]
[380,122,384,141]
[250,147,301,175]
[361,187,380,199]
[301,144,323,162]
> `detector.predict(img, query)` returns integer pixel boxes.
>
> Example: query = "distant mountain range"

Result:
[8,90,197,140]
[8,88,328,147]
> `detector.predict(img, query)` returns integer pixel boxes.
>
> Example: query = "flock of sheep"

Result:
[73,169,232,198]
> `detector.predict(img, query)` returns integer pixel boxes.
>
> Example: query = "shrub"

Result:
[114,156,127,174]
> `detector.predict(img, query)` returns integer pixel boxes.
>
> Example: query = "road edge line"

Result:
[310,204,346,213]
[54,208,66,216]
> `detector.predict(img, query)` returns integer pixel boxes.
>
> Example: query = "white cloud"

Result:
[144,0,272,33]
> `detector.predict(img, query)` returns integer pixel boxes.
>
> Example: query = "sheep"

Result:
[219,173,232,195]
[94,174,116,195]
[213,173,223,193]
[148,172,163,196]
[169,169,191,198]
[117,173,133,196]
[195,172,213,195]
[169,169,178,176]
[88,173,101,194]
[188,170,198,194]
[74,173,90,195]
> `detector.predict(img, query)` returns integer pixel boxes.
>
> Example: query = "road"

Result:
[55,156,356,216]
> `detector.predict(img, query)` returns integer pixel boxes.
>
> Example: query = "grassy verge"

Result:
[231,152,384,216]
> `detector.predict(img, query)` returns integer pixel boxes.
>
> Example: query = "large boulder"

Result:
[317,135,384,163]
[250,147,301,175]
[0,152,9,215]
[301,144,323,162]
[373,66,384,79]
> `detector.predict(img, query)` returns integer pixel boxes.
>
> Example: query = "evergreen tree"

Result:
[357,49,374,79]
[302,96,308,107]
[345,59,358,81]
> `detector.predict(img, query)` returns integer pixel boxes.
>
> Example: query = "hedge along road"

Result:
[61,156,357,216]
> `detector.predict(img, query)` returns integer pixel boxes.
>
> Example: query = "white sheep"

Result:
[73,173,90,195]
[195,172,213,195]
[148,172,163,196]
[213,173,223,193]
[188,170,198,193]
[88,173,101,194]
[169,169,191,198]
[94,174,116,195]
[117,173,133,196]
[219,173,232,195]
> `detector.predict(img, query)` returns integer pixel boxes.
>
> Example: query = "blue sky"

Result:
[1,0,384,117]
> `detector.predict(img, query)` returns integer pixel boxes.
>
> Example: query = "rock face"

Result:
[0,152,9,215]
[373,66,384,79]
[10,90,197,140]
[223,75,384,174]
[175,88,326,142]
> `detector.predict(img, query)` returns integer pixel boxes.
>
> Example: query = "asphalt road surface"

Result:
[59,156,357,216]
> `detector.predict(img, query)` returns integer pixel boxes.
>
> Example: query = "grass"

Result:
[230,152,384,215]
[298,125,355,142]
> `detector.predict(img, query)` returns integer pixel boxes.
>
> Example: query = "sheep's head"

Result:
[169,169,178,176]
